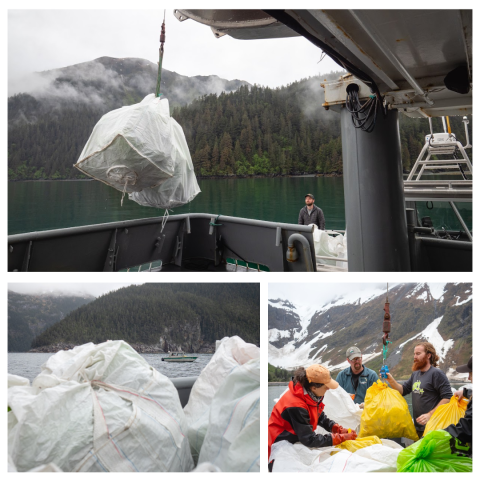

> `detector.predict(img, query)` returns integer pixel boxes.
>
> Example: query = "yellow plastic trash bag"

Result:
[423,395,469,437]
[335,436,382,453]
[359,380,418,441]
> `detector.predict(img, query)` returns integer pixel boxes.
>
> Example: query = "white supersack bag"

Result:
[8,341,193,472]
[198,358,260,472]
[184,336,260,462]
[322,386,363,432]
[270,440,402,472]
[75,94,200,208]
[312,226,347,267]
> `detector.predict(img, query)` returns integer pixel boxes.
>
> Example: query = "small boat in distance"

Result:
[161,351,198,362]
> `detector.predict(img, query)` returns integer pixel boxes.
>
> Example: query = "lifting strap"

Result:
[155,11,166,97]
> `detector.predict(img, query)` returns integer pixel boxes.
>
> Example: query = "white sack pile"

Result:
[184,336,260,471]
[8,341,193,472]
[270,440,403,472]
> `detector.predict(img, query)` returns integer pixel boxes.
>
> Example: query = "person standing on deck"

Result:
[335,346,379,408]
[384,341,452,439]
[298,194,325,230]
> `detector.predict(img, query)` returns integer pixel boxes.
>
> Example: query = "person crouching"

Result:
[268,364,357,472]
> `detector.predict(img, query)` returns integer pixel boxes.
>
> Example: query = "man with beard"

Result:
[298,194,325,230]
[335,346,378,408]
[385,341,452,439]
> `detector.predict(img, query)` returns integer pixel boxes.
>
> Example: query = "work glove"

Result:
[331,431,357,446]
[331,424,349,434]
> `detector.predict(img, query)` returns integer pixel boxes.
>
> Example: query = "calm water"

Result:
[9,176,471,236]
[8,352,213,383]
[267,382,467,418]
[8,177,346,235]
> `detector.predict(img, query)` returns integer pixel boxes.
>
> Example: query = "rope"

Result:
[209,214,222,227]
[120,180,128,207]
[160,208,170,233]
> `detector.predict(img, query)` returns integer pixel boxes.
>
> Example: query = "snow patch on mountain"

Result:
[268,329,291,342]
[316,286,387,314]
[405,284,423,298]
[427,283,447,300]
[454,294,472,306]
[269,329,334,369]
[398,315,454,363]
[417,290,429,302]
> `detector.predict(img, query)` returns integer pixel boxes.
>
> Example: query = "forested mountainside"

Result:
[269,283,472,380]
[31,283,260,352]
[8,291,95,352]
[8,56,250,181]
[8,56,472,181]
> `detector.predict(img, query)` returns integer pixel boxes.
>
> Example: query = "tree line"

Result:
[31,283,260,349]
[8,75,472,181]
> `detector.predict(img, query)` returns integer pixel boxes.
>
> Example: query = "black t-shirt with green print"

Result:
[402,366,453,432]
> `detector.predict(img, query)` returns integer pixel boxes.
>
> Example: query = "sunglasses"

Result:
[310,383,325,388]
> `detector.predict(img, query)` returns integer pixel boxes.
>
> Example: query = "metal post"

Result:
[340,108,410,271]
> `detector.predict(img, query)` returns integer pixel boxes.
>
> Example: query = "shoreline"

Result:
[8,171,468,183]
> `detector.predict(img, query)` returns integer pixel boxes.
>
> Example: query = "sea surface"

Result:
[8,352,213,382]
[268,382,468,419]
[8,176,471,235]
[8,177,346,235]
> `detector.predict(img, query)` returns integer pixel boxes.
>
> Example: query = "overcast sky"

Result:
[8,282,145,297]
[269,283,399,309]
[8,8,341,95]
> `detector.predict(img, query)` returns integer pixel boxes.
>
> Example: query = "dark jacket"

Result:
[298,205,325,230]
[445,389,472,457]
[268,380,335,461]
[335,366,379,404]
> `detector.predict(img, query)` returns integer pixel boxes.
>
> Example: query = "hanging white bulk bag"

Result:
[128,117,201,209]
[9,341,193,472]
[198,358,260,472]
[184,336,260,462]
[74,94,200,208]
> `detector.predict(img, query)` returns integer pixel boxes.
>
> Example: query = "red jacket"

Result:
[268,381,335,460]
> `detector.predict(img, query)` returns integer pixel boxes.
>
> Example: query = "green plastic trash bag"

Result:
[397,430,472,472]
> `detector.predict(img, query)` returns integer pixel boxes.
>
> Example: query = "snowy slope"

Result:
[268,283,471,377]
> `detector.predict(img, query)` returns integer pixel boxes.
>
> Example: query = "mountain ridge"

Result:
[268,283,471,380]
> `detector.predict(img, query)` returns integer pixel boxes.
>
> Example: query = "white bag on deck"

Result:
[270,440,402,472]
[75,94,200,208]
[198,357,260,472]
[312,226,347,267]
[8,341,193,472]
[184,336,260,463]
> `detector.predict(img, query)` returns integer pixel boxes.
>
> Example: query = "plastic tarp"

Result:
[198,357,260,472]
[312,227,347,267]
[8,341,193,472]
[423,395,469,436]
[184,336,260,463]
[270,440,402,472]
[359,380,418,441]
[75,94,200,209]
[397,430,472,472]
